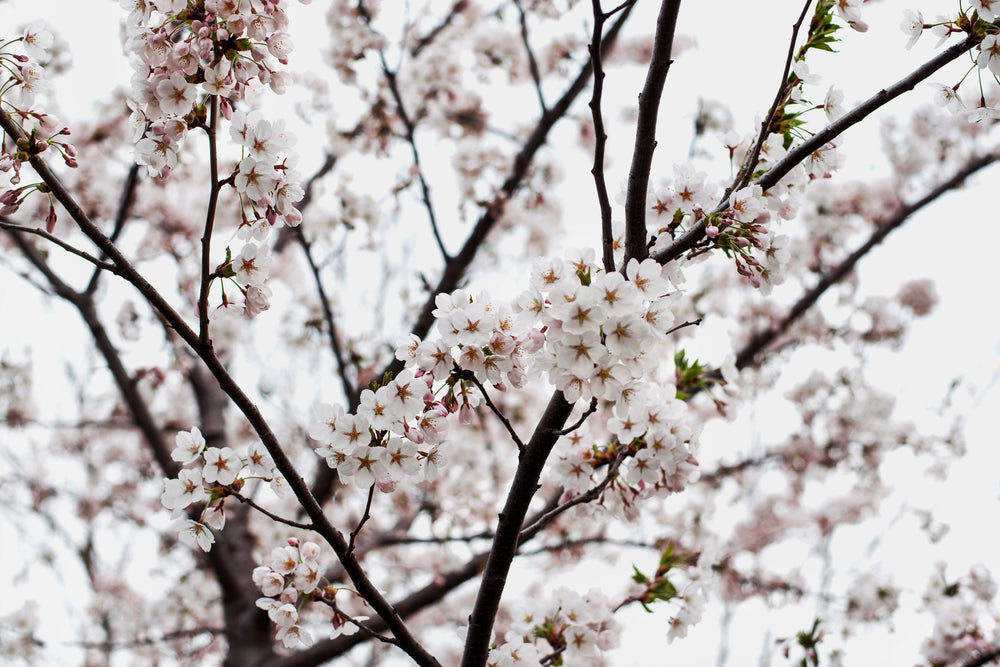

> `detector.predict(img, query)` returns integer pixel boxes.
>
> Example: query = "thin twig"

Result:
[457,370,526,452]
[358,4,449,262]
[726,0,813,201]
[197,96,221,348]
[589,0,616,272]
[348,484,377,555]
[85,162,141,295]
[0,219,121,275]
[519,447,629,541]
[294,225,356,404]
[515,0,547,114]
[229,490,316,530]
[555,397,598,436]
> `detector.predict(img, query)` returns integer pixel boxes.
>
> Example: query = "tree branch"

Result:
[589,0,618,272]
[653,31,981,265]
[735,150,998,370]
[0,106,441,667]
[623,0,682,265]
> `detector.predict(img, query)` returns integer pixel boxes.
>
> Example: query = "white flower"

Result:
[171,427,206,464]
[276,624,313,648]
[21,20,54,61]
[155,72,196,117]
[174,519,215,552]
[161,468,208,510]
[202,446,242,486]
[900,10,923,50]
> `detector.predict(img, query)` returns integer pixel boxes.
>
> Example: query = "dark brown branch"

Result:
[410,0,469,57]
[589,0,616,272]
[654,31,981,265]
[460,391,576,666]
[198,96,221,347]
[960,646,1000,667]
[623,0,682,265]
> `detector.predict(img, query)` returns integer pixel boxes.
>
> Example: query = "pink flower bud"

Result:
[45,205,57,233]
[287,537,299,547]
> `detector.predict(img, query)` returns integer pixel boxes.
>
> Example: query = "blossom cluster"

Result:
[119,1,306,317]
[907,4,1000,122]
[310,369,450,491]
[252,538,367,648]
[0,23,78,230]
[487,587,622,666]
[160,426,284,552]
[920,563,999,666]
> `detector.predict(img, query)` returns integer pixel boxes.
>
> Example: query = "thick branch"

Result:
[623,0,682,265]
[460,391,576,666]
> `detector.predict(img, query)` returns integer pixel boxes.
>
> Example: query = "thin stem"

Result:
[515,0,547,114]
[589,0,616,272]
[727,0,813,200]
[457,370,526,452]
[623,0,683,266]
[0,218,121,275]
[519,447,628,542]
[85,162,141,296]
[229,491,316,530]
[198,96,221,347]
[348,485,377,556]
[555,397,598,436]
[295,225,356,405]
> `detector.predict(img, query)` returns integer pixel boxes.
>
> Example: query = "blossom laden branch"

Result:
[654,30,981,265]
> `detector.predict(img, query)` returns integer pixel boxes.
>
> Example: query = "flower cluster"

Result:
[487,588,622,666]
[160,426,284,552]
[252,538,368,648]
[310,369,450,491]
[253,539,320,649]
[920,563,999,666]
[120,1,305,317]
[1,23,78,230]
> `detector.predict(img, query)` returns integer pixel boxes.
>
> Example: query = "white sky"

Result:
[1,1,999,666]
